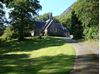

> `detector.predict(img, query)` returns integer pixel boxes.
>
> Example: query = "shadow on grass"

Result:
[0,54,75,74]
[0,37,76,74]
[0,37,67,54]
[0,53,98,74]
[0,37,99,74]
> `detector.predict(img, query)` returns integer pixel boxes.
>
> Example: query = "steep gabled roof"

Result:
[35,21,45,29]
[40,18,54,33]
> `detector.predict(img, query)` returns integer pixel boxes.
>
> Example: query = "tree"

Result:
[57,0,99,40]
[70,11,83,39]
[57,15,71,30]
[35,13,51,21]
[0,1,5,36]
[72,0,99,39]
[0,1,4,18]
[3,0,41,41]
[1,26,14,40]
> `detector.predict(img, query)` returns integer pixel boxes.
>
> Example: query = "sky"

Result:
[2,0,77,20]
[39,0,77,16]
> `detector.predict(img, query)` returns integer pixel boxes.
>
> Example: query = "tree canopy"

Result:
[35,13,50,21]
[0,2,5,36]
[56,0,99,39]
[2,0,42,41]
[73,0,99,39]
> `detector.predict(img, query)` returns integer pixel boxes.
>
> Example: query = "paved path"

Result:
[69,40,99,74]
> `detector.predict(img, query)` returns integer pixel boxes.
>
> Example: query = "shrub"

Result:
[1,26,14,41]
[0,37,6,47]
[84,26,99,39]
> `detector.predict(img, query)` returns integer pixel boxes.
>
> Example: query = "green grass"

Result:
[0,37,75,74]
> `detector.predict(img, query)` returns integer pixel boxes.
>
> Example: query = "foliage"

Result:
[0,24,5,36]
[1,26,14,40]
[57,0,99,40]
[56,11,71,29]
[0,37,3,46]
[56,8,80,37]
[84,26,99,39]
[3,0,42,41]
[70,11,83,39]
[35,13,50,21]
[72,0,99,39]
[0,2,4,17]
[0,2,5,36]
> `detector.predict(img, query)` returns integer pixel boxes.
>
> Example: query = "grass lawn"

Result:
[0,37,75,74]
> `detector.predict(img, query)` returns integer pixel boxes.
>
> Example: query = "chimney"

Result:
[49,13,53,19]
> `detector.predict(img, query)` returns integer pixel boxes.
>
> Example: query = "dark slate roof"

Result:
[35,21,45,29]
[35,20,69,33]
[51,23,69,32]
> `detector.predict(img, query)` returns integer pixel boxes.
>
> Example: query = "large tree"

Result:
[73,0,99,39]
[57,0,99,39]
[0,2,4,25]
[70,11,83,39]
[0,1,5,36]
[3,0,41,41]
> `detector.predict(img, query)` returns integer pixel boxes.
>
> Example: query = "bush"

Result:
[84,26,99,39]
[1,26,14,41]
[0,38,2,46]
[0,37,6,47]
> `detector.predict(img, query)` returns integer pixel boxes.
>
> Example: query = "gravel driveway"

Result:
[54,37,99,74]
[69,40,99,74]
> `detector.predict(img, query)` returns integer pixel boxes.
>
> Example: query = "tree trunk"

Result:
[18,8,24,41]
